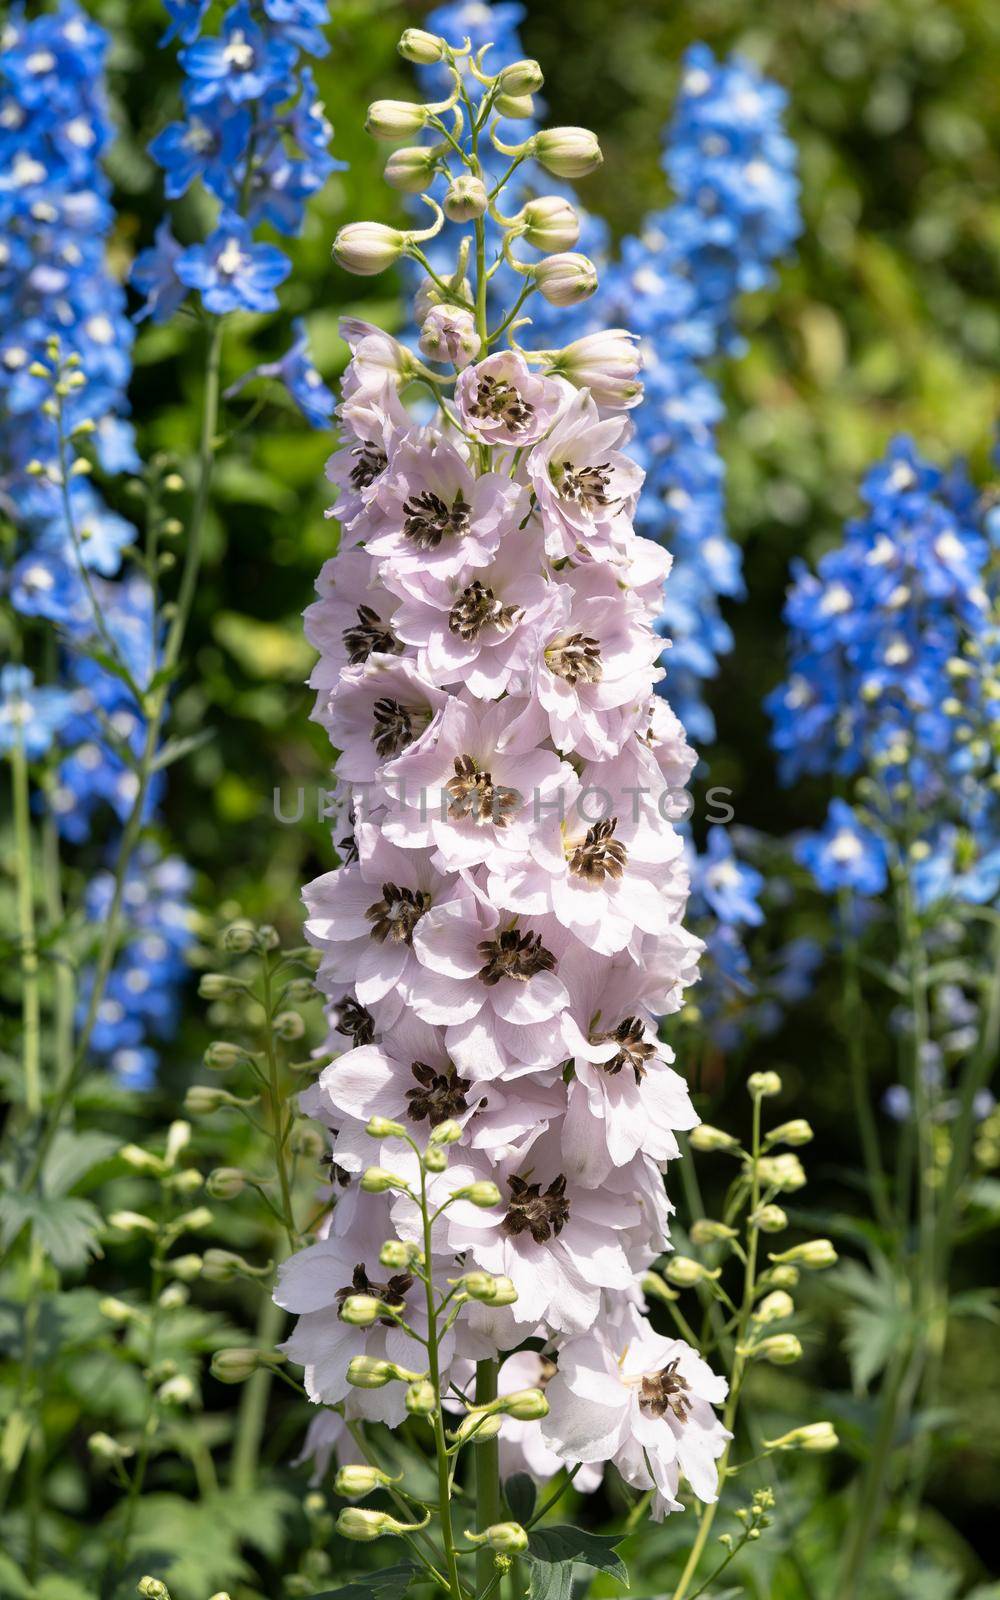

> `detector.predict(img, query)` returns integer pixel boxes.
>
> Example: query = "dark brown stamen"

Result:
[446,755,518,827]
[558,460,614,510]
[403,489,471,549]
[371,697,413,759]
[503,1174,571,1243]
[545,631,603,685]
[468,374,535,433]
[596,1015,655,1084]
[448,580,521,642]
[343,604,401,665]
[639,1359,691,1423]
[333,996,375,1046]
[365,882,431,945]
[477,927,557,986]
[350,441,387,491]
[568,817,628,883]
[405,1060,472,1126]
[336,1262,413,1326]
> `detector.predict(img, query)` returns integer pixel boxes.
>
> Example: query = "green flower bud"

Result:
[398,28,447,65]
[495,91,534,119]
[497,59,544,97]
[157,1373,196,1406]
[515,196,579,252]
[765,1421,839,1453]
[108,1211,157,1236]
[487,1275,518,1305]
[769,1239,838,1270]
[455,1181,502,1208]
[451,1411,504,1445]
[429,1118,464,1145]
[273,1010,305,1041]
[157,1283,189,1311]
[207,1167,245,1199]
[532,252,597,306]
[118,1143,165,1176]
[444,175,488,222]
[366,99,429,140]
[211,1347,282,1384]
[499,1388,548,1421]
[753,1204,788,1233]
[460,1271,498,1302]
[335,1464,399,1499]
[747,1071,783,1099]
[88,1431,134,1462]
[337,1507,394,1542]
[422,1144,448,1173]
[641,1270,678,1305]
[361,1166,405,1193]
[690,1219,739,1245]
[366,1116,407,1140]
[688,1124,740,1153]
[347,1356,424,1388]
[480,1522,530,1553]
[221,920,256,953]
[750,1333,803,1366]
[198,973,245,1000]
[753,1290,795,1324]
[405,1380,438,1415]
[174,1205,213,1234]
[340,1294,384,1327]
[766,1263,800,1288]
[203,1040,245,1071]
[379,1240,413,1270]
[165,1253,203,1280]
[531,126,602,178]
[755,1153,806,1193]
[664,1256,721,1287]
[138,1580,171,1600]
[765,1119,813,1148]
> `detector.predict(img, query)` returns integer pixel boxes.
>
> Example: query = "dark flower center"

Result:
[371,697,413,759]
[338,827,360,864]
[321,1152,352,1188]
[333,996,375,1046]
[477,926,557,985]
[568,817,628,883]
[639,1359,691,1423]
[469,374,535,433]
[365,881,431,945]
[350,440,387,490]
[403,489,471,549]
[405,1060,472,1125]
[336,1263,413,1326]
[558,460,613,510]
[595,1015,655,1084]
[446,755,518,827]
[545,631,603,685]
[343,605,401,665]
[503,1174,571,1243]
[448,580,521,642]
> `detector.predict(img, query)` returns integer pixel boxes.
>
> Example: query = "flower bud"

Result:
[753,1204,788,1233]
[174,1205,213,1234]
[765,1422,839,1453]
[385,144,440,193]
[366,1116,407,1140]
[203,1040,245,1071]
[495,92,535,120]
[641,1270,678,1305]
[379,1240,413,1269]
[499,1388,548,1421]
[198,973,245,1000]
[119,1143,165,1176]
[531,126,602,178]
[99,1295,142,1324]
[201,1248,257,1283]
[167,1167,203,1198]
[747,1071,783,1099]
[751,1333,803,1366]
[690,1219,738,1245]
[406,1379,438,1415]
[340,1294,384,1327]
[753,1290,795,1324]
[516,195,580,252]
[138,1581,171,1600]
[398,28,447,65]
[688,1124,740,1153]
[89,1431,134,1462]
[157,1373,196,1406]
[422,1144,448,1173]
[444,175,488,222]
[337,1507,394,1542]
[289,1121,326,1160]
[333,222,406,277]
[273,1010,305,1042]
[346,1357,395,1389]
[498,59,544,96]
[480,1522,530,1553]
[429,1117,464,1145]
[664,1256,721,1287]
[419,305,481,370]
[184,1084,253,1114]
[531,252,598,306]
[766,1120,813,1148]
[451,1411,504,1445]
[207,1166,245,1199]
[108,1210,157,1236]
[166,1253,203,1281]
[361,1166,405,1193]
[335,1464,398,1499]
[158,1283,189,1310]
[211,1347,280,1383]
[769,1239,838,1270]
[460,1271,497,1302]
[755,1153,806,1193]
[767,1264,800,1288]
[221,920,255,952]
[487,1275,518,1305]
[365,99,428,140]
[456,1181,501,1208]
[549,328,642,408]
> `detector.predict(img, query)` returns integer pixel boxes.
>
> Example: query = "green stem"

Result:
[106,1251,166,1593]
[231,1291,286,1493]
[420,1167,466,1600]
[839,891,894,1234]
[11,729,41,1117]
[261,956,298,1253]
[474,1358,501,1599]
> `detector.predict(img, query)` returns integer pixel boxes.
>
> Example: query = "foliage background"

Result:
[5,0,1000,1592]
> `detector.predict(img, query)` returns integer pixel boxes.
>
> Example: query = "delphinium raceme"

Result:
[267,25,832,1599]
[768,435,1000,1594]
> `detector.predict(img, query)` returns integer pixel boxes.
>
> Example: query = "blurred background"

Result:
[49,0,1000,1588]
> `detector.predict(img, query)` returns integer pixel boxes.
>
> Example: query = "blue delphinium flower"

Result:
[0,665,74,760]
[179,4,299,107]
[794,799,889,897]
[176,212,291,313]
[228,316,335,424]
[694,826,766,927]
[131,221,189,325]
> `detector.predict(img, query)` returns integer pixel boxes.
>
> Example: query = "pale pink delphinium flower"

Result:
[527,388,644,562]
[455,350,564,448]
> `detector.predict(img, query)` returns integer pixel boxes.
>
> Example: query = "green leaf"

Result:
[151,727,216,773]
[833,1257,910,1392]
[505,1471,537,1524]
[528,1523,627,1587]
[0,1191,103,1271]
[42,1130,120,1197]
[312,1562,418,1599]
[528,1561,574,1600]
